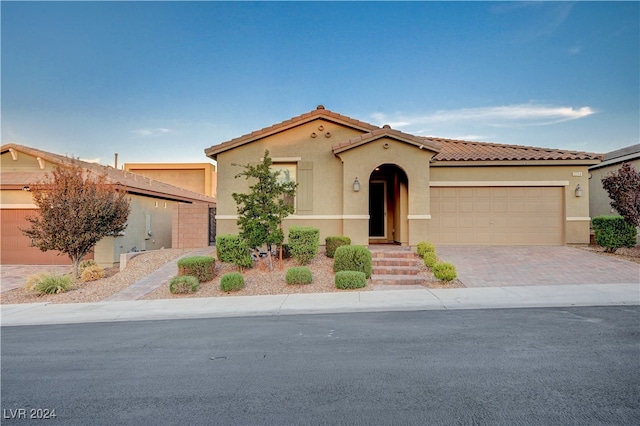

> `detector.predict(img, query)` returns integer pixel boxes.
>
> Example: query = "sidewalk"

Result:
[2,283,638,326]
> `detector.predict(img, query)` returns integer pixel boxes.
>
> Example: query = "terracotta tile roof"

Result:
[332,126,441,154]
[428,138,604,162]
[205,105,379,159]
[1,144,216,204]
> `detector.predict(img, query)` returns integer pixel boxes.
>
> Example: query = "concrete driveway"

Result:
[437,246,639,288]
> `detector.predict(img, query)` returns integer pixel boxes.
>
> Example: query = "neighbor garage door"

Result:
[1,209,72,264]
[430,187,563,245]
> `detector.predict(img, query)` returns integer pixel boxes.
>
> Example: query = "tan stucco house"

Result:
[588,144,640,218]
[205,106,603,248]
[588,144,640,244]
[1,144,216,266]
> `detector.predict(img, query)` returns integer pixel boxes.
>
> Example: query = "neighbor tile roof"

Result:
[429,138,604,162]
[205,105,379,158]
[1,144,216,204]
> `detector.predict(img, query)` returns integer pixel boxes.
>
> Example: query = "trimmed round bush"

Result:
[178,256,216,282]
[288,227,320,265]
[417,241,436,257]
[423,251,438,268]
[220,272,245,292]
[333,245,373,278]
[335,271,367,289]
[433,262,457,282]
[325,236,351,258]
[592,215,637,253]
[80,264,105,282]
[169,275,200,294]
[216,234,253,269]
[285,266,313,285]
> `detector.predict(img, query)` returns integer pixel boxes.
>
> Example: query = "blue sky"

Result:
[2,1,638,165]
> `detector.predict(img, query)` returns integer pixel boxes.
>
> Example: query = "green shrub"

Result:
[423,251,438,268]
[417,241,436,257]
[433,262,457,282]
[80,264,105,282]
[26,273,73,294]
[78,259,98,275]
[220,272,245,292]
[333,245,373,278]
[592,216,637,253]
[335,271,367,289]
[325,236,351,258]
[178,256,216,282]
[169,275,200,294]
[288,227,320,265]
[285,266,313,285]
[216,234,253,269]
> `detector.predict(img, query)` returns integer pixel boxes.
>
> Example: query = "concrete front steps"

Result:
[369,246,424,285]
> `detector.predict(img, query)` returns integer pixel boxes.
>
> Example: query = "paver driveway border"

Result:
[436,245,640,288]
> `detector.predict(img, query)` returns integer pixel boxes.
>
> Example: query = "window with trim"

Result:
[271,163,296,211]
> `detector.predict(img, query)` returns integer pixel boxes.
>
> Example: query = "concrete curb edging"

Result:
[1,283,638,327]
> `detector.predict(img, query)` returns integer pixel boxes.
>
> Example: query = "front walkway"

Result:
[104,247,214,301]
[437,246,640,287]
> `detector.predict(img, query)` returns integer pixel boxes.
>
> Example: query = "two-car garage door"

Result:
[430,187,564,245]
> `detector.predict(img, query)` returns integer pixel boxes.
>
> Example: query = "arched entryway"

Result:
[369,164,408,244]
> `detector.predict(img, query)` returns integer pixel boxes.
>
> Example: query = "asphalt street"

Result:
[2,306,639,425]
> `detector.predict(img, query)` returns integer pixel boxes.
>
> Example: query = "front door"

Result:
[369,181,386,238]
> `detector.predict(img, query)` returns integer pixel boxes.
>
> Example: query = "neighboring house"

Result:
[205,105,603,247]
[588,144,640,218]
[1,144,216,266]
[124,163,217,198]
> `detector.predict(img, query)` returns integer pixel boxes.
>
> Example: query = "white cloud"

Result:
[130,128,172,137]
[371,104,596,130]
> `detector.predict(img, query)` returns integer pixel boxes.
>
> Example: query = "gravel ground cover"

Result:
[1,248,191,305]
[3,244,635,305]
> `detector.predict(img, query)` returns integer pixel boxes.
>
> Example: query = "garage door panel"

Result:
[430,187,563,245]
[476,202,491,213]
[1,209,75,265]
[508,200,526,213]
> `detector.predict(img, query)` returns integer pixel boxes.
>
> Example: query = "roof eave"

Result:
[332,132,441,155]
[431,159,603,167]
[205,109,379,159]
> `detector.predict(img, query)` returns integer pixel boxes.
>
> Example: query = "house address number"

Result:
[572,172,583,177]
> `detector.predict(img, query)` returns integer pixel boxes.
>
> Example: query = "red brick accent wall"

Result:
[172,203,211,249]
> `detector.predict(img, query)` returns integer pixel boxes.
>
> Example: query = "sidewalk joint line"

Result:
[277,294,289,316]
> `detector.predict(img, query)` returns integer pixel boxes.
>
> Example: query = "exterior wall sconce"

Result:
[575,184,583,197]
[353,177,360,192]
